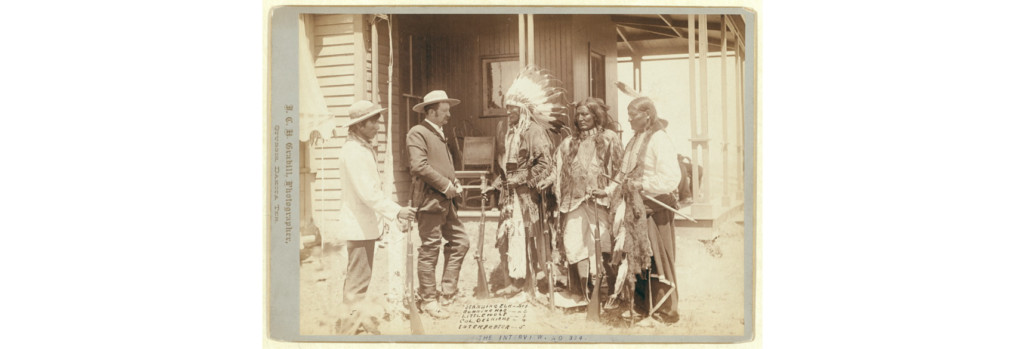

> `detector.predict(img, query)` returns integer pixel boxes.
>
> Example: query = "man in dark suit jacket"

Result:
[407,90,468,319]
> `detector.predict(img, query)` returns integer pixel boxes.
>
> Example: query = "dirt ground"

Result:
[299,215,745,336]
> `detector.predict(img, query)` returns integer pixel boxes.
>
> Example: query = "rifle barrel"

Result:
[601,173,697,222]
[586,199,604,322]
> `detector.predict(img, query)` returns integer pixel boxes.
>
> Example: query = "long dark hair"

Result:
[559,97,616,197]
[572,97,619,134]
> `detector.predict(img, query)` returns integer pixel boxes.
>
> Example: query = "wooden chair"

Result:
[455,136,496,210]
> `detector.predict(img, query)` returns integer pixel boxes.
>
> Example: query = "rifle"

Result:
[474,172,490,299]
[406,182,425,335]
[601,173,697,222]
[525,236,537,299]
[538,189,556,311]
[586,198,605,322]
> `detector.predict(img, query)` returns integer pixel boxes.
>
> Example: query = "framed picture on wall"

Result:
[482,55,520,117]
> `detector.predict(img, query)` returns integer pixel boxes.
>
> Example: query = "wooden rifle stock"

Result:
[406,188,425,334]
[474,174,490,299]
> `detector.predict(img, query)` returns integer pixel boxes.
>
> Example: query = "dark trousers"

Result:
[343,239,376,305]
[416,200,470,301]
[567,253,616,299]
[633,207,679,322]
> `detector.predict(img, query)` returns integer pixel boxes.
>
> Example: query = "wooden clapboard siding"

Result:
[314,23,355,36]
[314,13,359,121]
[316,14,355,26]
[320,86,355,96]
[324,96,356,107]
[316,33,355,47]
[318,44,355,57]
[317,75,355,87]
[314,65,355,77]
[309,14,360,222]
[314,55,353,67]
[309,15,358,140]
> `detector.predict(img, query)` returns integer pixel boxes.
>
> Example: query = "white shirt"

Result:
[333,138,402,242]
[607,130,681,197]
[424,118,446,142]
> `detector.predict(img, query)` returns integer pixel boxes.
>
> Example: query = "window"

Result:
[482,56,520,117]
[590,51,606,101]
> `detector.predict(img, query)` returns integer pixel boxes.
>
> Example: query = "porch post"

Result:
[693,14,714,218]
[519,14,526,69]
[527,14,535,66]
[687,14,703,207]
[720,15,730,206]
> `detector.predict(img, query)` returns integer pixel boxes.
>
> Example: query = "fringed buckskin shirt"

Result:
[548,127,624,213]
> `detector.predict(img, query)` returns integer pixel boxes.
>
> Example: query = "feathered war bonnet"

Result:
[503,65,567,131]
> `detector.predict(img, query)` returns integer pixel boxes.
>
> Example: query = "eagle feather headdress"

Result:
[503,65,567,130]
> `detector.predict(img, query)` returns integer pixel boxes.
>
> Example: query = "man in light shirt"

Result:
[609,96,683,325]
[407,90,467,319]
[335,100,416,334]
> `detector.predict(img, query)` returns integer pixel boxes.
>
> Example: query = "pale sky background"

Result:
[616,55,744,192]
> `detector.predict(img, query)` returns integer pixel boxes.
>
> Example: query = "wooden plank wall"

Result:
[313,14,358,117]
[471,15,526,142]
[412,15,580,159]
[420,15,483,168]
[533,15,575,146]
[308,14,358,218]
[570,15,618,122]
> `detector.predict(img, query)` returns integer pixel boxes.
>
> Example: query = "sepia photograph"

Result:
[270,6,755,342]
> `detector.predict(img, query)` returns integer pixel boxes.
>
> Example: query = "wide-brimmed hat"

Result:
[412,90,460,113]
[342,100,386,128]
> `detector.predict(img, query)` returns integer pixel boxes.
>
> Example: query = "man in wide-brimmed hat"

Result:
[406,90,467,319]
[335,100,417,334]
[608,96,682,325]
